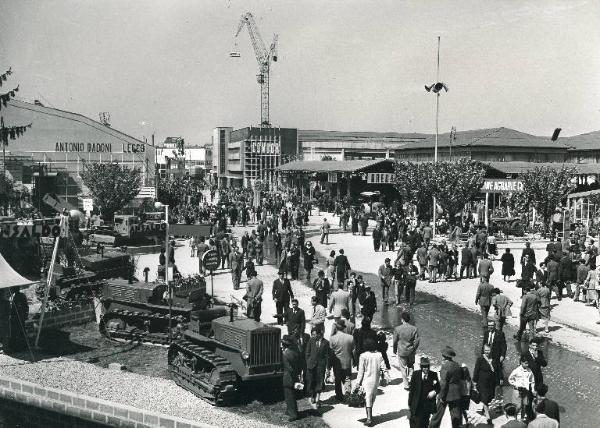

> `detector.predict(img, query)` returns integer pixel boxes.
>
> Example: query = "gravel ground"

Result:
[0,354,281,428]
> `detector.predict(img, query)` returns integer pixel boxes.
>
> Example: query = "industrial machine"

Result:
[99,275,227,345]
[167,305,283,405]
[231,12,278,126]
[46,250,131,300]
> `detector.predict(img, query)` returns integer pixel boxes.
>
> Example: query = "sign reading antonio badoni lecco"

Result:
[202,250,220,272]
[54,142,146,153]
[480,179,524,193]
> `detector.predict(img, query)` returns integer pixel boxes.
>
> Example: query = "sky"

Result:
[0,0,599,144]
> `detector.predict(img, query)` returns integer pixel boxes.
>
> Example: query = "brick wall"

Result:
[0,375,214,428]
[26,304,97,335]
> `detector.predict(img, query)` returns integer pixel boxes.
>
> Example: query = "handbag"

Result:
[346,386,366,407]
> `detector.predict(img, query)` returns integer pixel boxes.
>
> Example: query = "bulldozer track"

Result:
[168,339,238,406]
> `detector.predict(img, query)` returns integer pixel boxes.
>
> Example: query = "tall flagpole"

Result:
[433,36,440,237]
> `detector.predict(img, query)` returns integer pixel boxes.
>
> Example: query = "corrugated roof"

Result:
[299,129,429,144]
[487,161,600,175]
[6,99,147,146]
[399,127,567,150]
[277,159,389,173]
[563,130,600,151]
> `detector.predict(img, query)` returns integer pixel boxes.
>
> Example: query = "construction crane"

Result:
[230,12,278,127]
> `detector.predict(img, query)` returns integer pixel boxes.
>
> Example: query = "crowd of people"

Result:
[163,191,579,427]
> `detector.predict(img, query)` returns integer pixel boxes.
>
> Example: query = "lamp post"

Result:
[425,36,448,238]
[154,201,172,341]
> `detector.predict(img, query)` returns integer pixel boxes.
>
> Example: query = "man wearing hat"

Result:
[329,319,354,401]
[408,356,440,428]
[430,346,463,428]
[281,335,301,422]
[360,284,377,321]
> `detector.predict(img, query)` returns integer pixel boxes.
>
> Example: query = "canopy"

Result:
[0,252,37,289]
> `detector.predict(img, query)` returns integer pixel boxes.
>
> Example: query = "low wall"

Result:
[26,304,96,335]
[0,375,214,428]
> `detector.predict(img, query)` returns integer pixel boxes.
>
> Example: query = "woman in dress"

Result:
[500,248,515,282]
[326,250,336,286]
[354,338,390,426]
[472,344,496,424]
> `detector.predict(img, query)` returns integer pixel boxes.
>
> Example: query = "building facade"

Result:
[1,100,156,210]
[212,126,298,188]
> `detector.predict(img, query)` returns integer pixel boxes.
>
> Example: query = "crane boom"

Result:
[233,12,278,126]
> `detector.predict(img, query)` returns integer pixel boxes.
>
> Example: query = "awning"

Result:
[0,253,37,289]
[567,189,600,199]
[276,159,391,174]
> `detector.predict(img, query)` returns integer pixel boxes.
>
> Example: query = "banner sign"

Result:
[54,142,146,153]
[366,173,394,184]
[129,222,166,235]
[480,179,524,193]
[1,220,62,239]
[250,141,280,155]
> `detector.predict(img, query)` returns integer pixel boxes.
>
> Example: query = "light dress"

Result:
[356,351,388,407]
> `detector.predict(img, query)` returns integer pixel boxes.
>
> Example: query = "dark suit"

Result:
[430,359,463,428]
[282,347,301,419]
[285,307,306,336]
[408,369,440,428]
[483,330,506,385]
[305,337,330,399]
[272,278,294,325]
[523,350,547,386]
[539,397,560,423]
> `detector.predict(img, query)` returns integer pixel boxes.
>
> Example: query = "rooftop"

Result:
[486,161,600,175]
[277,159,390,173]
[563,130,600,151]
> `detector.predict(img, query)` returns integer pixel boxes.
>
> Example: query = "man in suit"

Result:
[429,346,463,428]
[334,249,351,287]
[245,271,263,322]
[329,319,354,401]
[524,339,547,386]
[500,403,527,428]
[378,258,393,304]
[281,335,301,422]
[483,319,506,387]
[536,384,560,424]
[272,271,294,326]
[305,327,330,406]
[408,356,440,428]
[285,298,305,336]
[546,256,561,299]
[527,400,559,428]
[460,244,473,279]
[478,252,494,282]
[514,288,540,341]
[220,235,231,270]
[328,284,351,319]
[475,279,495,330]
[229,246,244,290]
[393,312,420,390]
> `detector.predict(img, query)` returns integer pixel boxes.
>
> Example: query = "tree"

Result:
[157,175,204,207]
[80,163,142,220]
[433,158,486,224]
[393,161,436,220]
[520,165,576,232]
[321,155,335,161]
